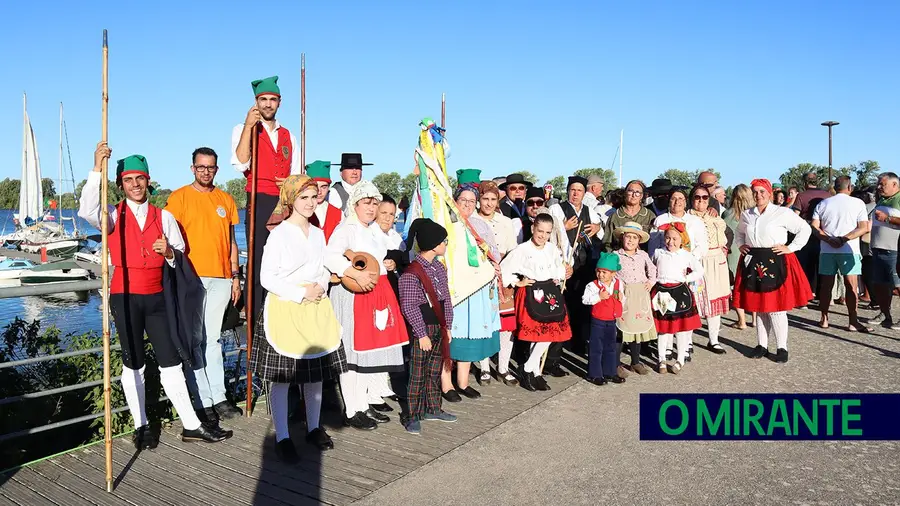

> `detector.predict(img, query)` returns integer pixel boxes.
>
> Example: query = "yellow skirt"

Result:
[263,293,343,360]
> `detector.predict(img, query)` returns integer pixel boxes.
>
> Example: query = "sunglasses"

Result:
[693,195,709,201]
[526,199,544,207]
[507,185,527,192]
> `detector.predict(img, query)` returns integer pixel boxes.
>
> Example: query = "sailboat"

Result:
[8,97,85,257]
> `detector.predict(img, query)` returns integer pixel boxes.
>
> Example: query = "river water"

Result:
[0,208,249,335]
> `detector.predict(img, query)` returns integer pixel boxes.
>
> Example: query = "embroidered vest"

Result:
[109,203,165,295]
[590,279,623,320]
[246,126,292,196]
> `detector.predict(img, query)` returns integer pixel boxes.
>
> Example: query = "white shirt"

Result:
[260,221,330,304]
[582,278,626,306]
[77,172,182,267]
[499,239,566,287]
[474,212,518,257]
[653,248,705,284]
[325,220,387,276]
[548,201,603,232]
[374,226,405,251]
[582,192,609,225]
[735,204,811,252]
[230,121,301,174]
[649,212,708,260]
[812,193,868,255]
[328,180,358,211]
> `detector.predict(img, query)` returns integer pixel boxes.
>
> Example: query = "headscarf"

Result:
[750,178,773,197]
[344,180,383,225]
[479,181,500,198]
[268,174,316,229]
[454,182,480,202]
[658,221,691,252]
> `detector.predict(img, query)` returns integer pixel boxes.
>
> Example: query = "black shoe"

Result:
[534,375,551,391]
[457,386,482,399]
[604,375,626,384]
[132,424,159,451]
[198,407,219,424]
[214,401,243,420]
[521,372,537,392]
[275,438,300,464]
[546,366,569,377]
[442,390,462,403]
[684,354,692,363]
[369,402,394,413]
[182,423,228,443]
[344,411,377,430]
[709,343,727,355]
[773,348,789,363]
[305,427,334,450]
[586,376,607,386]
[365,408,391,423]
[750,345,767,359]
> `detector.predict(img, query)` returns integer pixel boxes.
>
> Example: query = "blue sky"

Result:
[1,0,897,193]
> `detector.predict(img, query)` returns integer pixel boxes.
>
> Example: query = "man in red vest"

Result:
[231,75,301,320]
[79,142,228,450]
[306,160,343,242]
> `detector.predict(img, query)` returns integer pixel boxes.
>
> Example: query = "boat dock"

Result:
[2,249,101,276]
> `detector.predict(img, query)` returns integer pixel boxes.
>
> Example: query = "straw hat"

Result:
[613,221,650,243]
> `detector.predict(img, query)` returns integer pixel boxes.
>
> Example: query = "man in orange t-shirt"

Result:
[166,147,243,423]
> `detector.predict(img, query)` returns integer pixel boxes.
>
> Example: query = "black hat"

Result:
[334,153,373,170]
[567,175,589,190]
[498,173,534,190]
[648,178,675,196]
[525,187,545,201]
[405,218,447,253]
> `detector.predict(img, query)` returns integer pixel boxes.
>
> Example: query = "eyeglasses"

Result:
[526,199,544,207]
[693,195,709,201]
[441,239,449,245]
[194,165,218,173]
[626,189,643,195]
[507,185,526,192]
[457,198,476,205]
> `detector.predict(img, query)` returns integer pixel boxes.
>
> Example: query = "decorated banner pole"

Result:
[244,124,259,416]
[99,28,113,493]
[300,53,306,172]
[441,93,446,130]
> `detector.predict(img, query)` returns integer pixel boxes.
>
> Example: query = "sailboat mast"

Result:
[59,103,63,224]
[619,129,623,187]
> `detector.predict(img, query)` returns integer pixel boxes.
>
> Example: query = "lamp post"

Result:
[821,121,839,184]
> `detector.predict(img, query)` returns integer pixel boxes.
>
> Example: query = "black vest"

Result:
[562,202,596,271]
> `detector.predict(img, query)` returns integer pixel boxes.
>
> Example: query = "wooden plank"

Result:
[64,450,182,505]
[45,455,165,506]
[0,473,59,505]
[10,468,94,506]
[0,492,17,506]
[27,463,132,506]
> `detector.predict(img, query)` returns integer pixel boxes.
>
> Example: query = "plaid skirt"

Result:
[250,310,349,384]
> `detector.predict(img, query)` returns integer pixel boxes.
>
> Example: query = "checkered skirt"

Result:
[250,310,348,384]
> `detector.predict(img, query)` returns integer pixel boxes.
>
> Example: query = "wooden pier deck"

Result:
[0,370,582,505]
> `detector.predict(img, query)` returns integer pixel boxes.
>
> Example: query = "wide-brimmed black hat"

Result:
[498,173,534,190]
[334,153,373,170]
[648,178,675,196]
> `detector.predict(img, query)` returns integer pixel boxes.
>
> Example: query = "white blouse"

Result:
[475,212,518,257]
[260,221,330,303]
[499,240,566,287]
[649,212,708,260]
[325,220,387,276]
[735,204,811,252]
[582,278,627,306]
[653,248,705,284]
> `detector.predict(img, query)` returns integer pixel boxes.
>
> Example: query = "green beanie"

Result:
[252,76,280,97]
[456,168,482,185]
[306,160,332,182]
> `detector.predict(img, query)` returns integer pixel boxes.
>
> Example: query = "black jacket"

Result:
[163,250,205,368]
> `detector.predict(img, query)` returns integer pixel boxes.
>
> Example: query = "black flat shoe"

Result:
[369,402,394,413]
[773,348,789,363]
[586,377,607,386]
[275,438,300,464]
[457,386,482,399]
[442,390,462,402]
[344,411,377,430]
[709,343,727,355]
[182,423,228,443]
[604,375,626,384]
[534,375,551,391]
[365,408,391,423]
[305,427,334,450]
[521,372,537,392]
[214,401,243,420]
[750,345,767,359]
[546,366,569,378]
[132,424,159,451]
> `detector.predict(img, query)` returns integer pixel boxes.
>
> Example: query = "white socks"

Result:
[707,315,721,346]
[303,382,323,431]
[523,342,550,374]
[675,331,692,365]
[121,365,147,429]
[479,358,491,374]
[658,334,672,364]
[339,370,368,417]
[159,364,201,431]
[757,311,789,350]
[498,330,514,374]
[270,382,290,442]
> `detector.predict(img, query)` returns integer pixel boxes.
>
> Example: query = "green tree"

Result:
[41,178,56,201]
[657,169,695,187]
[0,178,20,208]
[574,168,618,189]
[149,188,172,208]
[372,172,403,199]
[778,163,849,190]
[219,178,247,209]
[519,171,539,186]
[399,173,418,200]
[543,176,566,194]
[851,160,880,188]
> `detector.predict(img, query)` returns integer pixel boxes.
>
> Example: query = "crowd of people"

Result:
[79,75,895,464]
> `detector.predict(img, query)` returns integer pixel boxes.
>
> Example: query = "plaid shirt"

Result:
[399,254,453,339]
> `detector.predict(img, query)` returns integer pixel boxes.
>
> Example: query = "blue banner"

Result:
[639,393,900,440]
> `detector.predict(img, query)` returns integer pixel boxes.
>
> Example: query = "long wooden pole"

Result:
[244,124,259,417]
[440,93,445,130]
[300,53,306,173]
[100,28,113,494]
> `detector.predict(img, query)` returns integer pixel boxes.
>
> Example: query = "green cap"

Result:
[116,155,149,180]
[773,183,784,190]
[252,76,280,97]
[456,168,482,185]
[595,252,621,272]
[306,160,332,182]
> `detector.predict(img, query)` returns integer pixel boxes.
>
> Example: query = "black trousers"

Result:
[110,292,180,370]
[797,238,820,296]
[244,192,279,323]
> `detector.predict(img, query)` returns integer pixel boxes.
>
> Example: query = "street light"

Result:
[821,121,839,184]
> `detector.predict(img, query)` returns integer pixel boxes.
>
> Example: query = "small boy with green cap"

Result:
[581,252,627,385]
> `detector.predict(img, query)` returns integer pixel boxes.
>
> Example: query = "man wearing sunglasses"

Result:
[696,171,721,215]
[518,187,547,243]
[498,173,533,219]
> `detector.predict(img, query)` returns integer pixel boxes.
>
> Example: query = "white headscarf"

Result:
[343,180,383,225]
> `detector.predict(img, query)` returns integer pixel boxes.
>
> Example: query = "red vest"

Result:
[590,279,623,321]
[245,126,292,196]
[310,203,342,243]
[109,202,166,295]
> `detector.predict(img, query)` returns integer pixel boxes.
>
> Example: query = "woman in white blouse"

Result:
[733,178,812,363]
[325,181,409,430]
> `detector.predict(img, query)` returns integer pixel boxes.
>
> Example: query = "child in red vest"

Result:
[582,252,626,385]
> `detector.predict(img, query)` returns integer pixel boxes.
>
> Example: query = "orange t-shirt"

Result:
[166,185,239,278]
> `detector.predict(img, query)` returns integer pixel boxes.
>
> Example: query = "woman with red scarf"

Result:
[732,179,812,363]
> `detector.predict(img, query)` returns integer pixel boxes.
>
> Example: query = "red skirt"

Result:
[352,275,409,352]
[513,287,571,342]
[652,283,702,335]
[732,252,812,313]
